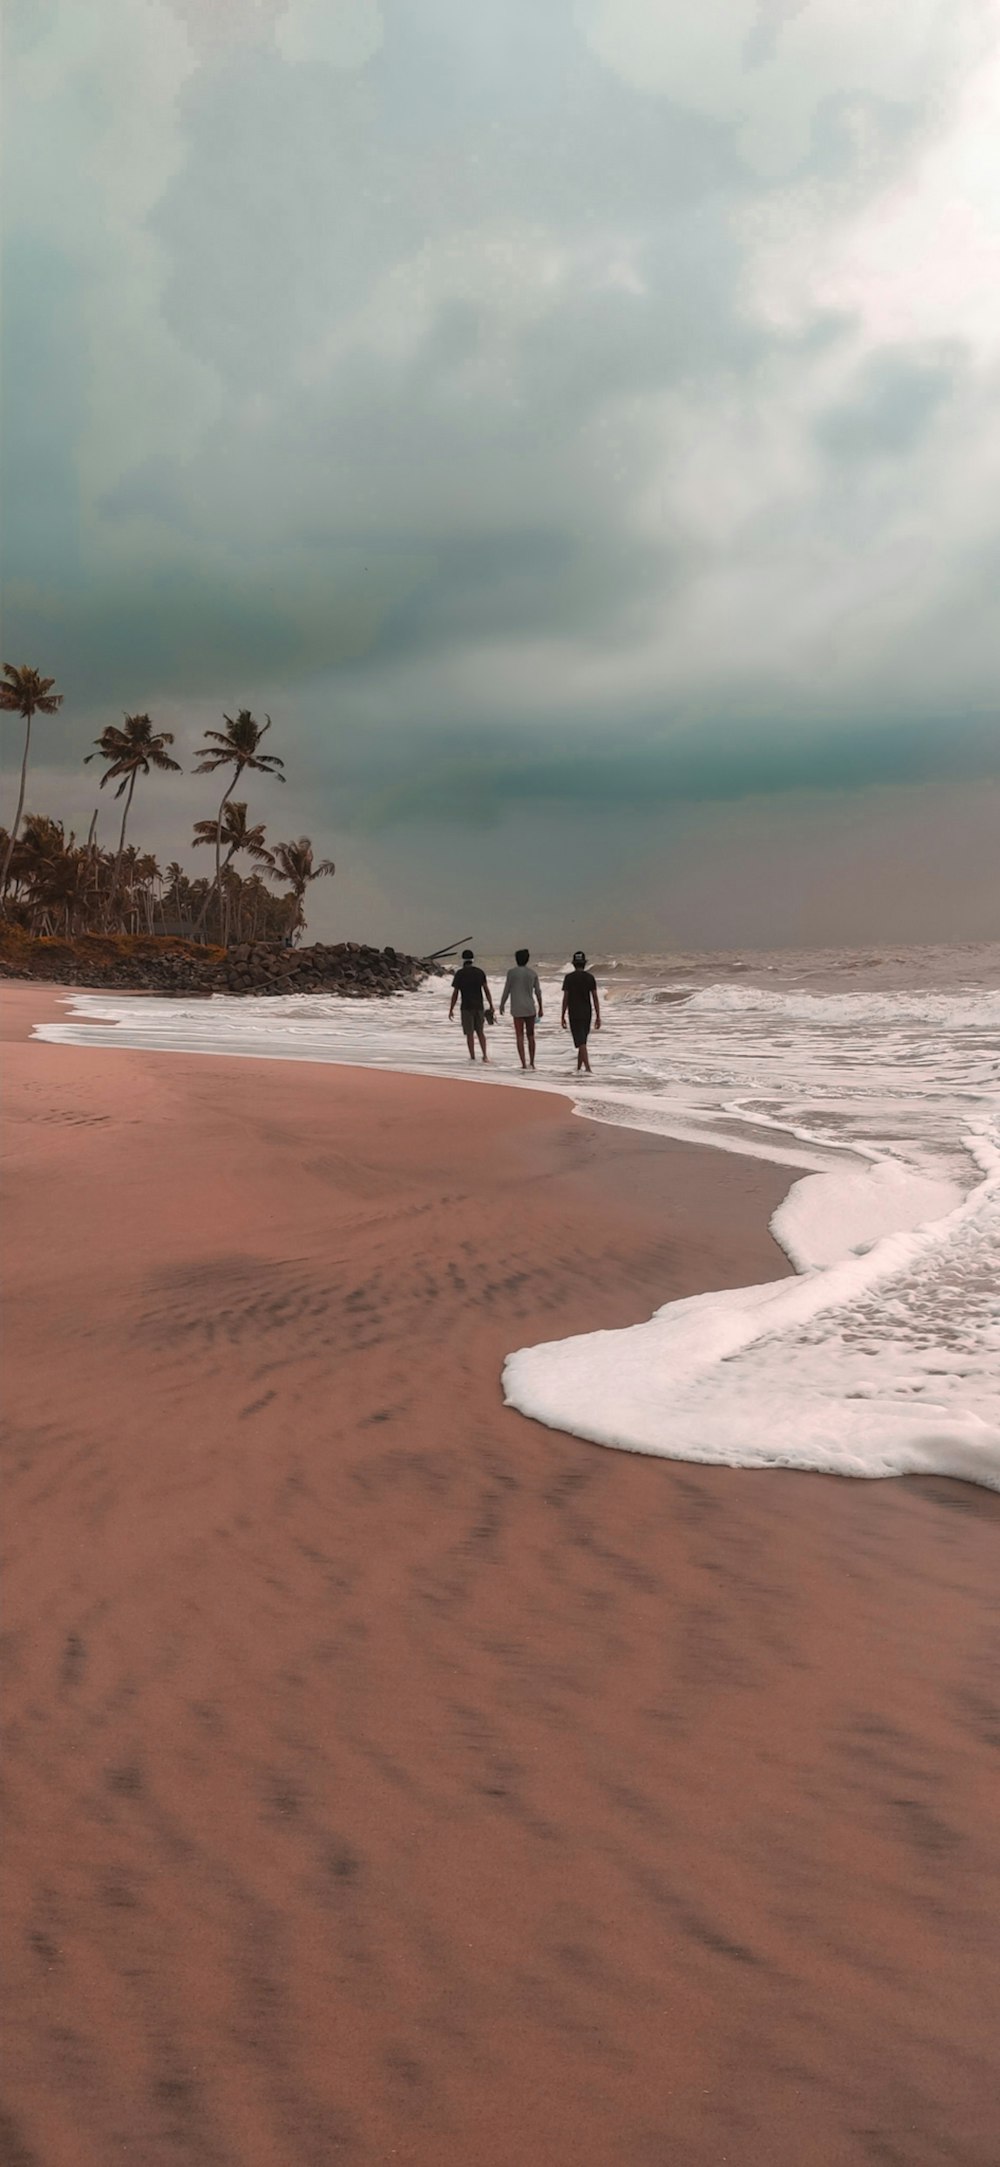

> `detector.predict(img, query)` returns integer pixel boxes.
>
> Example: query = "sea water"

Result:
[36,942,1000,1491]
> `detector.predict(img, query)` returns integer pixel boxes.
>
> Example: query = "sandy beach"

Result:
[3,980,999,2167]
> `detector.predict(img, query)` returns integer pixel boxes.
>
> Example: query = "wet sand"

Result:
[3,982,999,2167]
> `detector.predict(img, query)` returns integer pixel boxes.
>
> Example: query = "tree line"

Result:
[0,663,334,945]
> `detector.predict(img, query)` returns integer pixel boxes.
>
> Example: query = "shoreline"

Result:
[31,980,832,1180]
[4,981,1000,2165]
[38,983,1000,1495]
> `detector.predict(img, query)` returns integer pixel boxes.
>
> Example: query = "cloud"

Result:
[274,0,383,72]
[577,0,989,176]
[3,0,1000,940]
[813,349,959,460]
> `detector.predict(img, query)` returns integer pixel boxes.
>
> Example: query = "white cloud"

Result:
[273,0,383,71]
[577,0,990,176]
[743,31,1000,354]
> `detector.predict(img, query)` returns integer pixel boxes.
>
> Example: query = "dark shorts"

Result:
[461,1004,485,1034]
[569,1014,591,1047]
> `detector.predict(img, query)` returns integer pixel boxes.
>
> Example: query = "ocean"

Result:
[37,941,1000,1492]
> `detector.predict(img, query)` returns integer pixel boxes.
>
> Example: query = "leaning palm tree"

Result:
[0,663,64,894]
[194,709,284,934]
[85,713,181,908]
[192,800,273,944]
[268,836,335,944]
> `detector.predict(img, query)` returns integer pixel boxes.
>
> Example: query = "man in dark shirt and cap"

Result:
[449,948,496,1063]
[561,950,601,1073]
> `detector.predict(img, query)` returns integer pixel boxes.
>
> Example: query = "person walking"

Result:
[561,950,600,1073]
[448,948,495,1063]
[499,947,543,1069]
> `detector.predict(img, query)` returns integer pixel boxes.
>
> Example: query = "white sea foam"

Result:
[504,976,1000,1491]
[36,959,1000,1490]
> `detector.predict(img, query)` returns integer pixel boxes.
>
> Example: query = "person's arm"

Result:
[483,977,496,1020]
[533,970,543,1019]
[449,974,459,1018]
[592,981,601,1030]
[561,987,569,1030]
[499,969,512,1015]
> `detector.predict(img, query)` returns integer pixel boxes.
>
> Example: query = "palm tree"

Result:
[161,860,187,932]
[1,664,64,894]
[192,800,273,943]
[133,852,162,934]
[8,814,87,934]
[36,840,91,935]
[194,710,284,934]
[8,813,69,922]
[268,836,335,944]
[85,713,180,901]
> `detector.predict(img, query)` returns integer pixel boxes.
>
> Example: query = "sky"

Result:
[3,0,1000,951]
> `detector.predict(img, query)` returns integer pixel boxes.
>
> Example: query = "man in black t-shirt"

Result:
[561,950,601,1073]
[448,948,496,1063]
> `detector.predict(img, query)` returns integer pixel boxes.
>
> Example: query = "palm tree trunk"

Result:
[116,780,133,864]
[220,844,240,947]
[110,771,138,925]
[196,771,239,937]
[214,794,225,938]
[1,710,33,893]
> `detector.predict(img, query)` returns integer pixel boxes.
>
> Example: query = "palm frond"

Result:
[0,662,64,717]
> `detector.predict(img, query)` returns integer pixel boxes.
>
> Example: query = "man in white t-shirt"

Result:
[499,947,544,1069]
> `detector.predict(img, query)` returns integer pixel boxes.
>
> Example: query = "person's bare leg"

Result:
[477,1023,489,1062]
[513,1018,527,1069]
[464,1026,477,1062]
[525,1018,536,1069]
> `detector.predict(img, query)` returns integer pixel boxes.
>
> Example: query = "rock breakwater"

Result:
[0,930,433,997]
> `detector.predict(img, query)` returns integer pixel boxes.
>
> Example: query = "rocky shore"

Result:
[0,929,434,997]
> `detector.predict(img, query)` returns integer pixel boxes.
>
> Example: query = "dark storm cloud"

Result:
[342,710,1000,830]
[1,236,85,584]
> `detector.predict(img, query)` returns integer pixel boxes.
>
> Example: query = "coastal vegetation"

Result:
[0,664,334,948]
